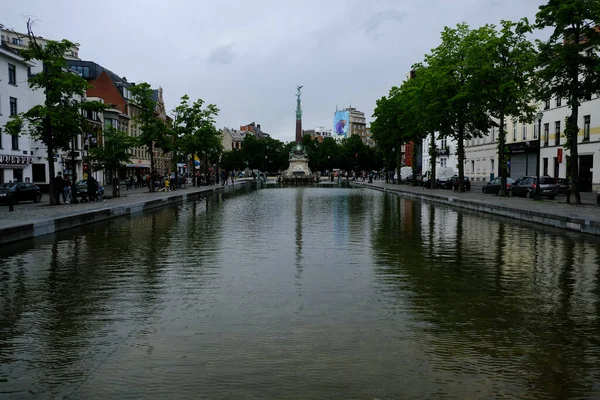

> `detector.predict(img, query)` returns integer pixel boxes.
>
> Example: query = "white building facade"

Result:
[422,133,459,175]
[538,95,600,192]
[0,46,35,184]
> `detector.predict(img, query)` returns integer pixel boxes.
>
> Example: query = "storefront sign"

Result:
[0,155,34,168]
[508,141,538,154]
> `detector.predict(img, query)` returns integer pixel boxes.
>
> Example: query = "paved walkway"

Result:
[354,179,600,231]
[0,182,243,226]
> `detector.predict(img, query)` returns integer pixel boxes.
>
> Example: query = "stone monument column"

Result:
[295,85,303,144]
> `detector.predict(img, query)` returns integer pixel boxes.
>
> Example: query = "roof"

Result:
[0,42,27,64]
[67,59,130,87]
[222,127,250,141]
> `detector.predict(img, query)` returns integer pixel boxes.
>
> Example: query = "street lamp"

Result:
[535,112,543,198]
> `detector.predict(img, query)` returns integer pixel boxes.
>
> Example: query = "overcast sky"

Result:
[4,0,546,142]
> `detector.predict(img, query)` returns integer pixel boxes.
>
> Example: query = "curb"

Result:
[0,182,249,246]
[353,182,600,236]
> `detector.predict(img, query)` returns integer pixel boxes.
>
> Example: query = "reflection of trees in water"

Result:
[370,193,600,397]
[0,208,181,395]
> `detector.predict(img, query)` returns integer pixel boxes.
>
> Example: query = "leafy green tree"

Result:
[475,19,538,196]
[129,82,170,191]
[4,21,106,204]
[317,137,342,172]
[371,88,403,181]
[536,0,600,204]
[88,125,137,197]
[221,149,246,171]
[425,23,490,191]
[171,94,220,183]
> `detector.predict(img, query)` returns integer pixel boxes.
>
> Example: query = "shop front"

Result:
[124,160,151,180]
[508,141,538,179]
[0,155,33,184]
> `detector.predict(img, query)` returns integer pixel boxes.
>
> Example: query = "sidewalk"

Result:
[353,180,600,236]
[0,182,249,245]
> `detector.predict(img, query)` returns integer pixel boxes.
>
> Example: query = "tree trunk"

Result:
[412,141,419,186]
[568,107,581,204]
[112,169,118,198]
[47,139,58,205]
[498,114,508,196]
[430,133,436,189]
[149,142,155,192]
[457,124,465,192]
[70,134,79,203]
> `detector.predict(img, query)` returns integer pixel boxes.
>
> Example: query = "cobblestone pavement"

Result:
[0,183,243,224]
[357,179,600,224]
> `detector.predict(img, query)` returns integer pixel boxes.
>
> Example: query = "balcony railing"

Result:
[434,147,450,156]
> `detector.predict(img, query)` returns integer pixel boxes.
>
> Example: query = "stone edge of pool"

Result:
[0,182,250,246]
[353,182,600,236]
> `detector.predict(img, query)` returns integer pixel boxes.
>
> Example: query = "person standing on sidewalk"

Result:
[230,170,235,186]
[53,172,66,204]
[63,176,72,204]
[87,175,97,202]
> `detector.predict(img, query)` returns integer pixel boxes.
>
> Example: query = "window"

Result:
[544,99,550,110]
[11,134,18,150]
[491,127,496,143]
[555,121,561,146]
[11,37,23,46]
[556,96,561,107]
[9,97,17,116]
[441,137,447,149]
[544,123,549,146]
[522,124,527,140]
[70,65,90,78]
[440,158,446,167]
[543,158,548,176]
[8,63,16,84]
[491,159,495,175]
[513,122,517,141]
[584,115,591,141]
[471,160,475,174]
[534,123,538,139]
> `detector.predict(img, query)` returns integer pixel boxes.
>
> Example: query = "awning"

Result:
[125,164,150,168]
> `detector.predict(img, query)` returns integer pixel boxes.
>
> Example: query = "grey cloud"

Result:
[4,0,548,143]
[208,43,235,65]
[364,9,405,34]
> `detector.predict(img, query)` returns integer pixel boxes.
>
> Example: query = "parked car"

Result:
[450,176,471,191]
[555,178,570,195]
[0,182,42,204]
[482,177,515,194]
[508,176,558,199]
[75,179,105,201]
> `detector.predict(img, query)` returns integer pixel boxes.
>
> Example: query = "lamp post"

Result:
[535,112,543,198]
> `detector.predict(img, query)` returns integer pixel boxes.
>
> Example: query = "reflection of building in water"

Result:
[332,193,349,244]
[420,203,458,248]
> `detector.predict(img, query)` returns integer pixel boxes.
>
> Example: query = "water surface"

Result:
[1,187,600,399]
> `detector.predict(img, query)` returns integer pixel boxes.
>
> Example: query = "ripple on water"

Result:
[0,187,600,399]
